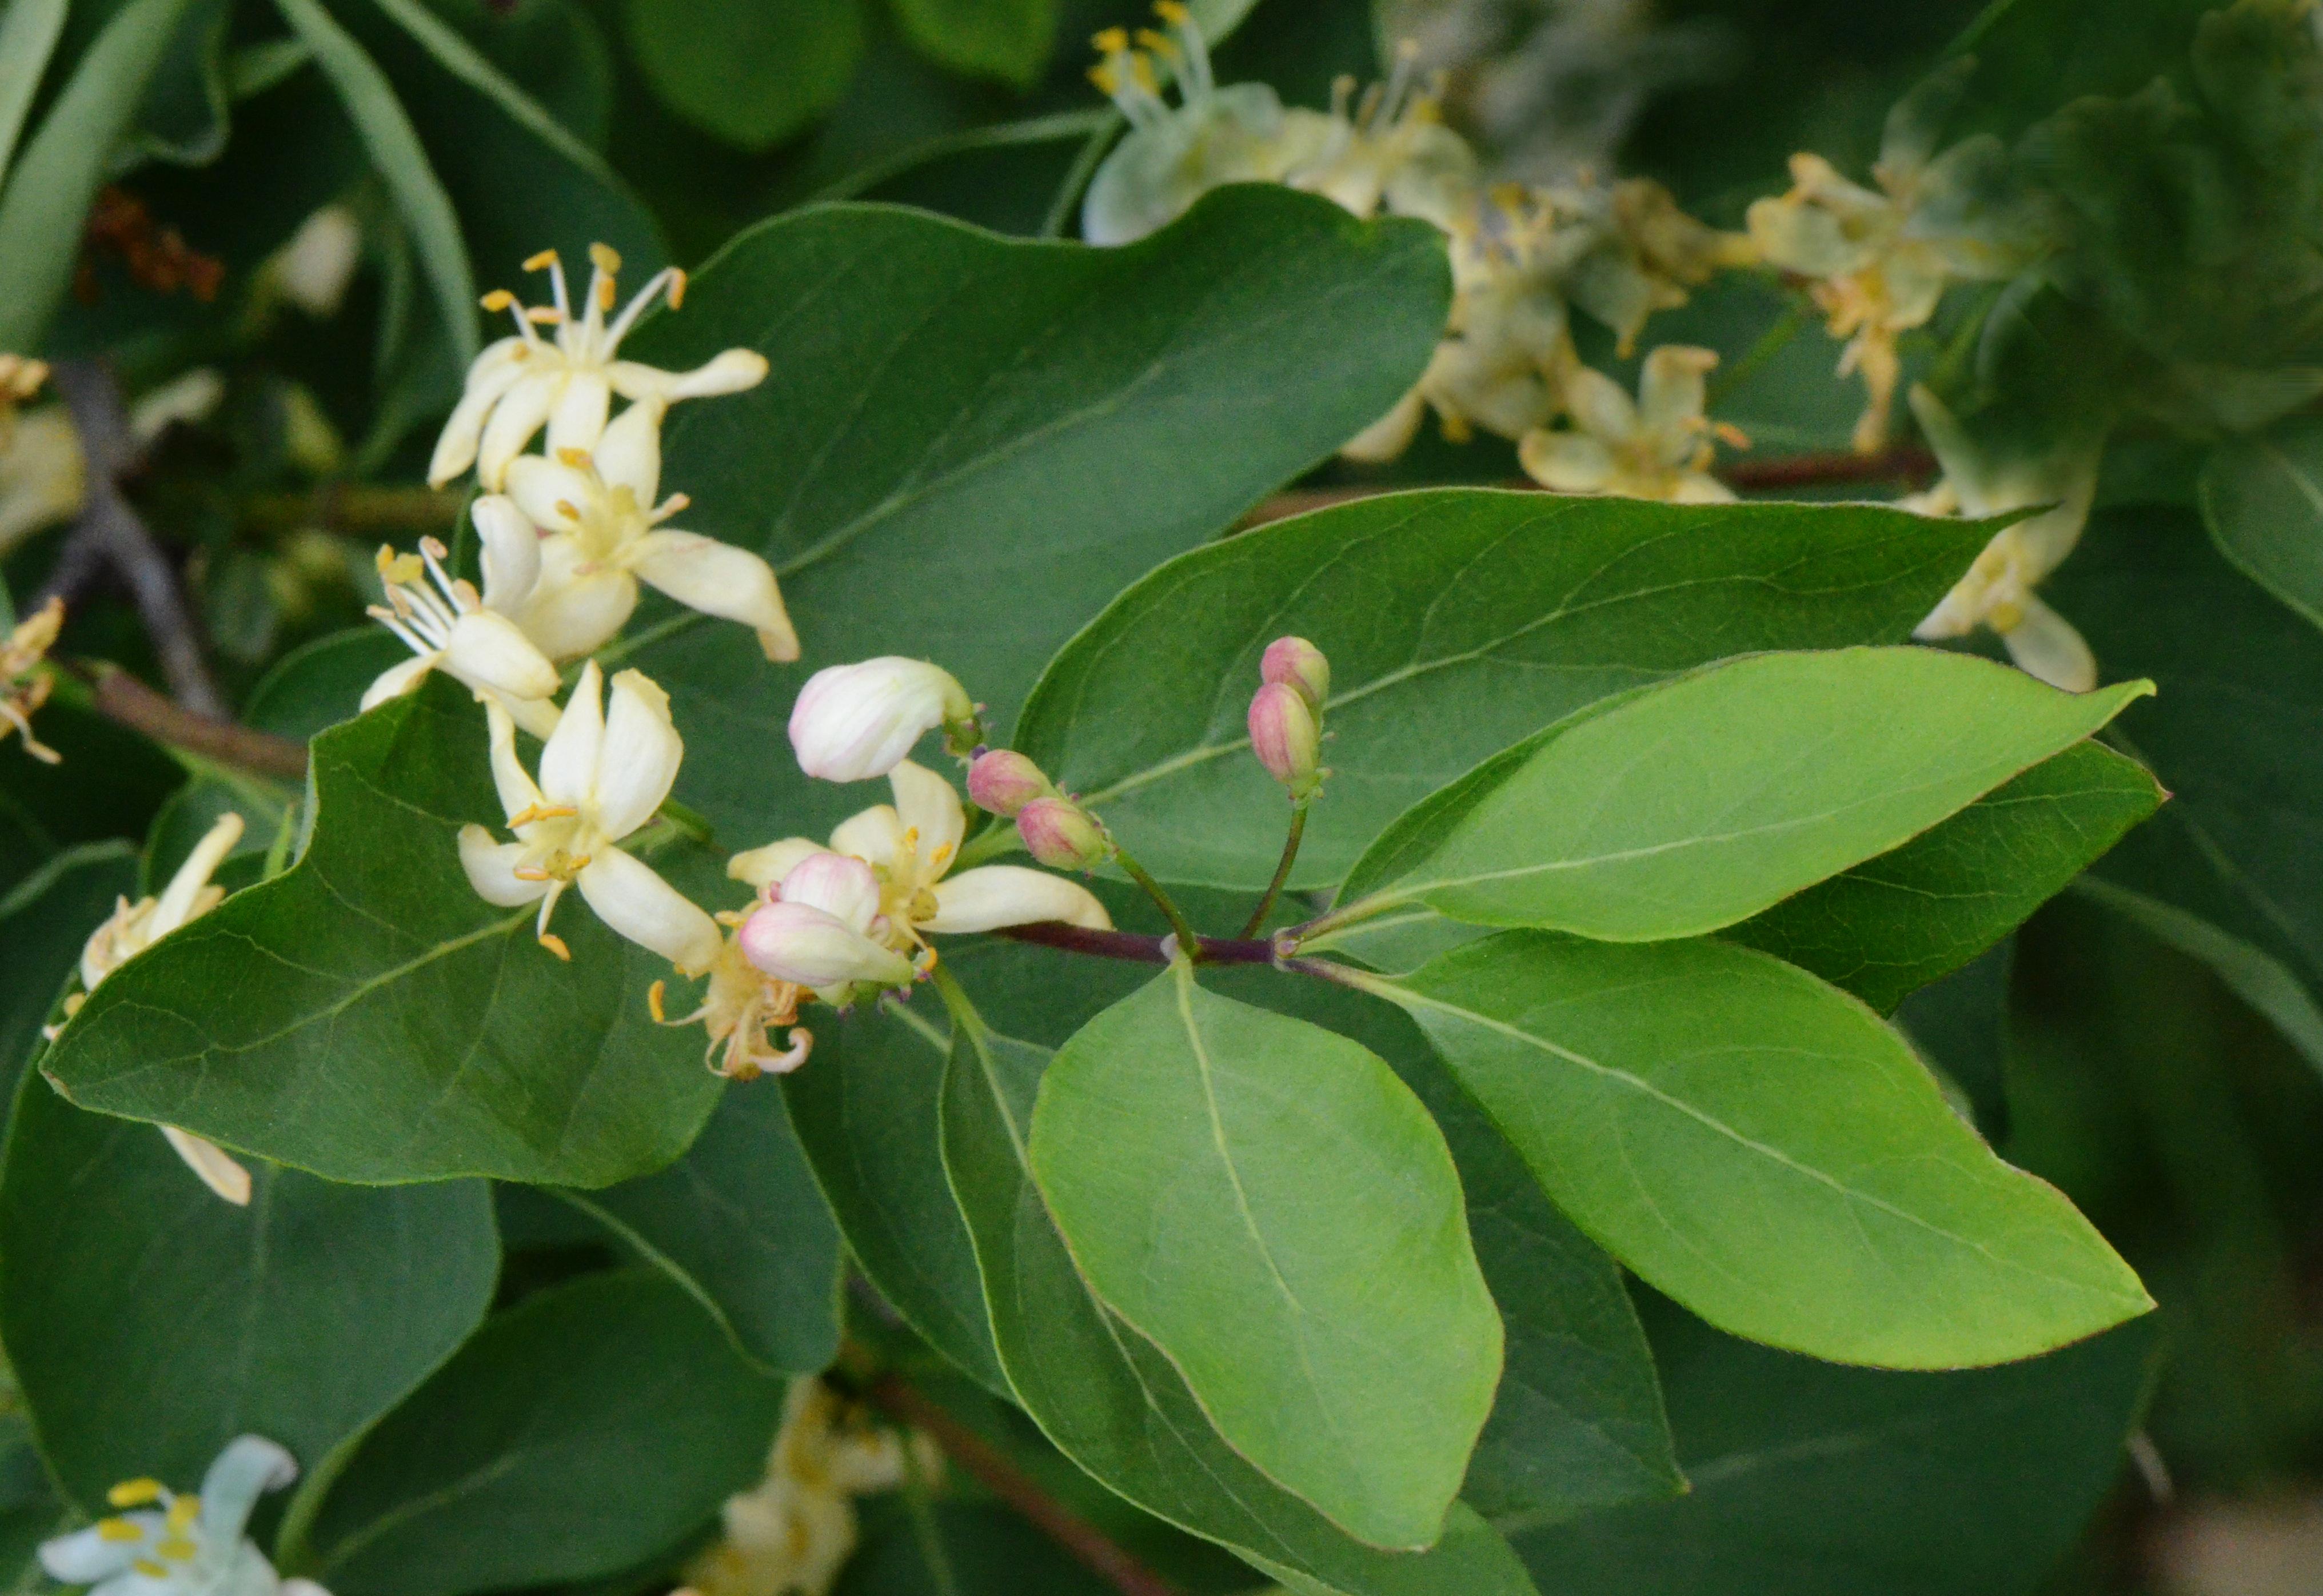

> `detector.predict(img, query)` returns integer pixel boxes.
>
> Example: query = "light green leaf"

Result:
[2200,419,2323,629]
[0,1071,497,1515]
[1029,963,1501,1551]
[1331,648,2150,943]
[1014,493,2003,891]
[274,0,476,362]
[0,0,201,349]
[42,676,726,1186]
[622,0,862,151]
[611,187,1450,848]
[0,844,137,1124]
[937,1008,1538,1594]
[294,1272,782,1596]
[0,0,68,186]
[890,0,1056,87]
[1384,932,2152,1368]
[1509,1303,2160,1594]
[781,1003,1009,1395]
[1723,740,2163,1011]
[557,1079,844,1375]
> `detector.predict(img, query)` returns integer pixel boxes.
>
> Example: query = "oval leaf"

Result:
[1384,932,2152,1368]
[1028,963,1502,1551]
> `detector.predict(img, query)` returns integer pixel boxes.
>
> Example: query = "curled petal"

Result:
[486,702,544,824]
[739,901,914,989]
[39,1525,147,1585]
[539,660,606,812]
[593,395,664,504]
[441,611,560,705]
[161,1126,253,1205]
[361,653,435,712]
[1999,596,2098,694]
[610,349,768,401]
[885,760,965,875]
[502,454,596,536]
[151,813,245,937]
[476,370,564,490]
[828,803,905,870]
[728,837,828,893]
[1519,430,1616,494]
[517,541,637,661]
[629,530,798,663]
[545,372,610,460]
[925,866,1112,934]
[593,669,684,841]
[460,827,550,907]
[577,849,722,972]
[471,495,543,612]
[198,1435,298,1546]
[427,339,530,487]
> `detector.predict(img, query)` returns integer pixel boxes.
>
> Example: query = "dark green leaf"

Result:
[889,0,1056,88]
[0,1071,497,1514]
[0,843,137,1123]
[1015,493,2004,890]
[557,1078,843,1375]
[43,677,725,1186]
[2200,418,2323,630]
[0,702,184,899]
[1387,932,2152,1367]
[1029,964,1501,1550]
[622,0,863,151]
[0,0,67,184]
[295,1272,781,1596]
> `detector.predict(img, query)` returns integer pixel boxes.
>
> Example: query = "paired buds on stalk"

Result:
[1249,636,1330,801]
[966,747,1113,871]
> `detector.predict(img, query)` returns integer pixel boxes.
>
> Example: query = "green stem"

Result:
[1706,293,1807,407]
[654,796,716,846]
[1041,114,1121,240]
[1111,845,1203,959]
[928,963,984,1039]
[899,1435,963,1596]
[1238,801,1308,939]
[1281,887,1402,954]
[953,818,1021,870]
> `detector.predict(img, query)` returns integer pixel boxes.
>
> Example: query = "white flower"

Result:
[1080,4,1332,246]
[1519,346,1742,503]
[501,398,797,663]
[426,242,768,490]
[735,760,1109,1002]
[458,661,721,971]
[786,659,975,784]
[650,925,812,1081]
[269,206,362,319]
[361,518,561,740]
[40,1437,324,1596]
[1905,385,2102,693]
[66,813,254,1206]
[1287,45,1478,229]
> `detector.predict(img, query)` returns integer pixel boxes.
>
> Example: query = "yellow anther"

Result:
[479,289,516,312]
[513,865,552,883]
[648,980,668,1023]
[1135,29,1179,58]
[133,1560,168,1579]
[1088,63,1120,94]
[596,276,616,311]
[165,1496,199,1534]
[929,841,954,869]
[97,1519,146,1542]
[666,268,688,309]
[505,803,577,829]
[523,248,560,271]
[1988,600,2025,632]
[556,447,593,468]
[525,306,562,325]
[589,242,621,274]
[1092,26,1128,51]
[1129,53,1159,93]
[376,548,424,586]
[554,500,581,521]
[1154,0,1190,23]
[538,932,572,961]
[155,1539,198,1562]
[1713,421,1752,449]
[107,1480,165,1509]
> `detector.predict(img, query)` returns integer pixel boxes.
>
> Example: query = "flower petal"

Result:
[1639,346,1718,438]
[610,349,768,401]
[502,454,593,536]
[578,849,722,972]
[592,669,683,840]
[477,370,564,490]
[593,396,663,504]
[925,866,1113,934]
[828,803,905,869]
[1518,429,1615,493]
[539,660,605,810]
[441,611,560,704]
[470,495,542,612]
[629,530,798,662]
[885,760,965,880]
[738,901,914,989]
[1563,366,1639,443]
[40,1525,146,1584]
[545,371,610,460]
[459,827,549,907]
[360,653,434,712]
[2000,595,2098,694]
[728,838,827,893]
[151,812,245,936]
[426,339,530,487]
[517,540,637,661]
[199,1436,298,1546]
[161,1126,252,1205]
[484,702,544,823]
[776,852,883,935]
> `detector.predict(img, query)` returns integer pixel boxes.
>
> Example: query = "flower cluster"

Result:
[40,1436,322,1596]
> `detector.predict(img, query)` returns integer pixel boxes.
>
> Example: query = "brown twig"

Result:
[996,921,1279,965]
[37,359,226,716]
[71,661,307,780]
[863,1371,1181,1596]
[241,484,464,538]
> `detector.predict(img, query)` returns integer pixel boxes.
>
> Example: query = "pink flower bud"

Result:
[739,900,915,991]
[967,749,1054,817]
[776,852,881,933]
[1248,681,1323,799]
[1016,796,1110,871]
[1260,636,1330,708]
[788,657,975,783]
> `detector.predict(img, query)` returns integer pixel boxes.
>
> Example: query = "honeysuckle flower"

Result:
[361,520,560,740]
[62,813,256,1206]
[1746,64,2045,453]
[1080,4,1331,246]
[426,242,768,490]
[736,760,1110,1001]
[2,596,63,763]
[1287,47,1479,229]
[787,658,976,783]
[40,1437,324,1596]
[1904,386,2103,693]
[684,1378,940,1596]
[458,663,722,970]
[501,398,798,662]
[1519,346,1743,503]
[1550,174,1756,357]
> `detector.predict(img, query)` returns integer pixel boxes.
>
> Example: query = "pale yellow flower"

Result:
[1519,346,1743,502]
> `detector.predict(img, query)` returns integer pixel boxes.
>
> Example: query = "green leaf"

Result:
[0,703,184,899]
[0,0,200,349]
[936,1011,1538,1594]
[244,627,408,742]
[622,0,863,151]
[1508,1302,2160,1594]
[1385,932,2152,1368]
[1014,493,2003,891]
[1723,741,2164,1012]
[295,1272,782,1596]
[1332,649,2150,943]
[0,1072,497,1514]
[0,843,137,1122]
[129,0,231,167]
[556,1079,843,1375]
[42,677,726,1186]
[0,0,68,186]
[2200,418,2323,630]
[781,1002,1009,1395]
[1028,963,1501,1551]
[273,0,476,363]
[611,186,1450,846]
[889,0,1056,87]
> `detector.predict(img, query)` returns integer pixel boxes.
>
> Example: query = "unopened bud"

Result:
[1260,636,1330,708]
[1248,681,1323,799]
[789,657,976,783]
[967,749,1055,817]
[1016,796,1111,871]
